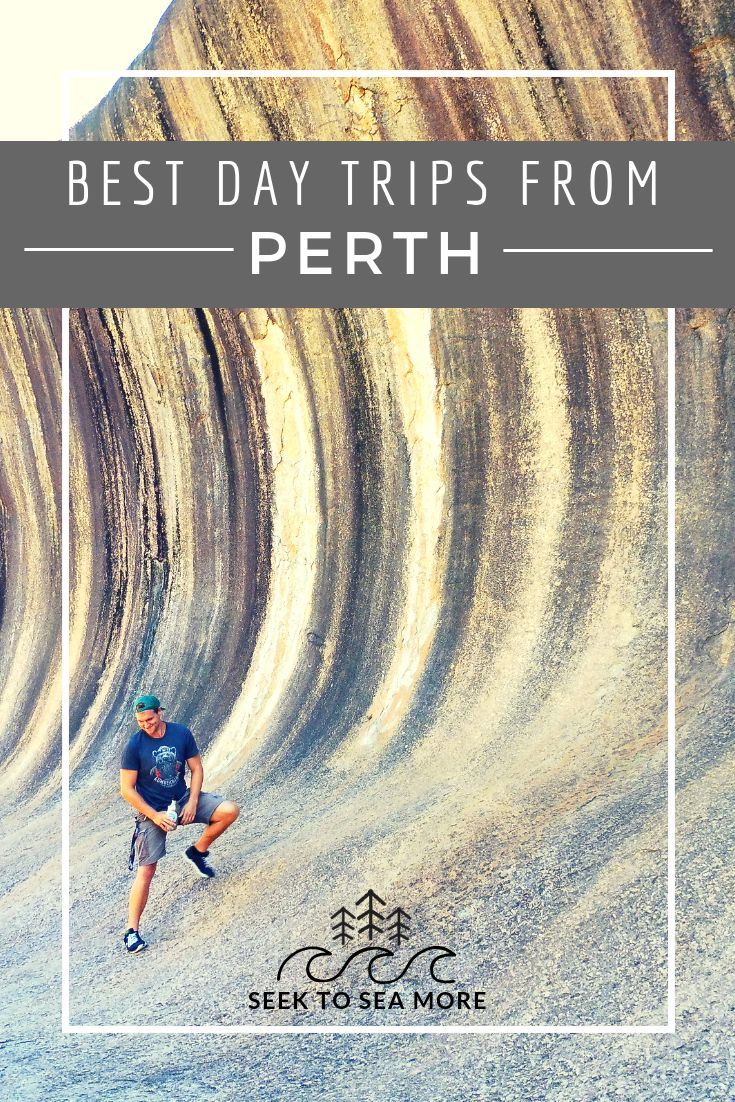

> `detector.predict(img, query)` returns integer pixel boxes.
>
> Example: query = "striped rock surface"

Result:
[2,0,734,1098]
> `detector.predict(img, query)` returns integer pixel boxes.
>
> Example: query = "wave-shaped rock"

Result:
[2,0,734,1095]
[0,309,60,793]
[66,307,670,788]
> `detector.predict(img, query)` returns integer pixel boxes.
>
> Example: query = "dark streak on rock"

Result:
[147,77,178,141]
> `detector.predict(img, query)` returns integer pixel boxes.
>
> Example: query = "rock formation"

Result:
[2,0,734,1097]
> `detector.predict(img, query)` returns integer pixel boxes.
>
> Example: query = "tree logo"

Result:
[276,888,456,985]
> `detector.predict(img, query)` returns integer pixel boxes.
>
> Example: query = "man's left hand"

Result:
[179,797,198,825]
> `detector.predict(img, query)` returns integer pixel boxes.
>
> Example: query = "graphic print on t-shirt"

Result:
[150,745,182,788]
[121,722,198,810]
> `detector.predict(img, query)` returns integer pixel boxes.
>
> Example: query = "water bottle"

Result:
[165,799,178,826]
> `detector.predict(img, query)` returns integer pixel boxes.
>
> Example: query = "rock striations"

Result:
[1,0,734,1096]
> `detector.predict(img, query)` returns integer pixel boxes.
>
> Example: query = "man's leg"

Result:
[193,801,240,853]
[128,862,157,930]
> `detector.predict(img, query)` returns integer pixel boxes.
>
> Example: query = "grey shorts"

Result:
[133,790,224,866]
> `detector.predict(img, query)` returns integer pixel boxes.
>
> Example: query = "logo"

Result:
[276,889,456,986]
[247,888,488,1016]
[150,745,181,787]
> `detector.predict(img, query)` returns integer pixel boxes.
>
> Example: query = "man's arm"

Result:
[179,754,203,825]
[120,768,176,831]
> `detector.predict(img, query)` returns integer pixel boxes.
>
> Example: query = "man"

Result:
[119,693,240,953]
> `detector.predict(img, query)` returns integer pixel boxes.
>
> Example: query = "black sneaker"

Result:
[185,845,215,879]
[123,928,147,953]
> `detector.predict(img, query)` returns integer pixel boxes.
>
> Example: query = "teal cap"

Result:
[134,693,162,713]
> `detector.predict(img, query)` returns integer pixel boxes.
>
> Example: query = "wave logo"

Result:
[276,889,456,986]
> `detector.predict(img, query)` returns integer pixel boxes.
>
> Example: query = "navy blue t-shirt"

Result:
[121,722,199,811]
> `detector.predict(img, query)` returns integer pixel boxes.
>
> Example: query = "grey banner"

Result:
[2,141,733,306]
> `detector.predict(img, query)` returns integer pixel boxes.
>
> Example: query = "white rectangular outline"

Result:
[60,68,676,1035]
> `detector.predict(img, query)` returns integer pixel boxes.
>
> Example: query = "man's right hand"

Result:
[151,810,177,831]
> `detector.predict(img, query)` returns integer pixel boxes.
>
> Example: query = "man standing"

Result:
[119,693,240,953]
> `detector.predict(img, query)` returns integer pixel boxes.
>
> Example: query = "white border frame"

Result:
[60,68,676,1035]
